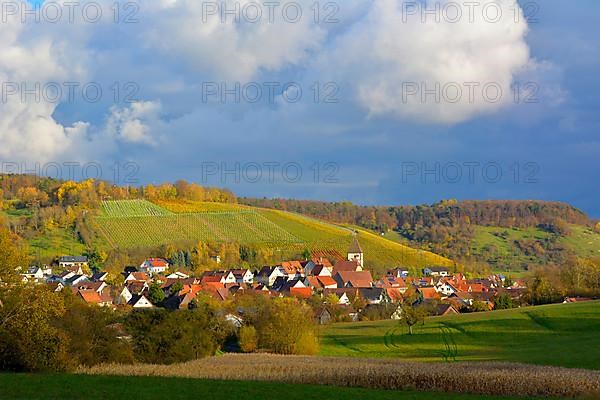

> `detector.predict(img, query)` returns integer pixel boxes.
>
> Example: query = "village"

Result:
[17,238,535,322]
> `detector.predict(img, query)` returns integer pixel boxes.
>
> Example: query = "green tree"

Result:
[494,294,514,310]
[399,296,427,335]
[170,282,184,296]
[148,283,165,305]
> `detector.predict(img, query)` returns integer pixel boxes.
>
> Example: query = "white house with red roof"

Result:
[140,258,169,275]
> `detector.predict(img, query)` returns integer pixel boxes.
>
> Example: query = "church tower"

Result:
[347,237,364,269]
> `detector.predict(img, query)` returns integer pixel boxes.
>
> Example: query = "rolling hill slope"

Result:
[321,301,600,370]
[93,200,453,273]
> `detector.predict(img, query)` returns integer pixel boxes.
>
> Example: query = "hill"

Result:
[240,198,599,271]
[93,200,453,273]
[320,301,600,370]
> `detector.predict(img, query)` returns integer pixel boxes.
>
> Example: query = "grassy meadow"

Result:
[321,301,600,370]
[0,374,543,400]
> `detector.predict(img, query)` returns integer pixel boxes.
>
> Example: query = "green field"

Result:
[93,201,453,273]
[0,374,545,400]
[27,227,86,262]
[559,225,600,258]
[321,301,600,370]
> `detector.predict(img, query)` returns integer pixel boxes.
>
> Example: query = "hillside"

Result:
[321,301,600,370]
[241,198,599,270]
[93,200,453,273]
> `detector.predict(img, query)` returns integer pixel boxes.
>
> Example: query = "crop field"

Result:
[101,200,173,217]
[0,375,528,400]
[95,211,300,248]
[79,353,599,398]
[321,301,600,370]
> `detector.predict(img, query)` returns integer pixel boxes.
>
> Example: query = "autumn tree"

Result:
[238,325,258,353]
[256,297,318,355]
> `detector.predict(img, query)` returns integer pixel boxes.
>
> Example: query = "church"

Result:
[347,237,364,270]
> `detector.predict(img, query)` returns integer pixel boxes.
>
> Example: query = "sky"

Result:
[3,0,599,216]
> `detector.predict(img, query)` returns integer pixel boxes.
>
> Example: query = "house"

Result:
[333,260,362,274]
[423,266,450,277]
[139,258,169,275]
[64,274,88,287]
[116,286,133,305]
[312,264,332,277]
[433,304,459,316]
[347,237,364,268]
[124,272,150,283]
[128,294,154,308]
[231,269,254,285]
[389,268,410,278]
[201,270,237,285]
[47,282,65,292]
[315,308,332,325]
[289,286,313,299]
[418,286,441,301]
[125,281,149,295]
[436,280,459,297]
[386,288,404,303]
[510,280,528,290]
[91,271,109,282]
[334,271,373,288]
[280,261,304,279]
[210,255,222,264]
[166,271,190,280]
[24,266,45,280]
[323,288,358,305]
[59,256,88,270]
[76,289,113,307]
[75,281,107,294]
[359,288,387,305]
[256,266,286,286]
[304,257,334,277]
[316,276,338,289]
[201,283,230,302]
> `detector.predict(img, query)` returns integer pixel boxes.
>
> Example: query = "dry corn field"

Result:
[80,354,600,398]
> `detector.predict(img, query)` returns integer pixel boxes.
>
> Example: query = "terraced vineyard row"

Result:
[154,200,250,213]
[101,200,173,217]
[95,212,301,248]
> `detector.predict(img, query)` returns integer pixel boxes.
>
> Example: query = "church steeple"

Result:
[348,237,363,254]
[347,237,364,269]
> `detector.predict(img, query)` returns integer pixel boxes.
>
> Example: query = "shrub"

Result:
[239,326,258,353]
[294,331,319,355]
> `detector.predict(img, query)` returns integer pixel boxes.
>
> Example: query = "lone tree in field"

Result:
[399,296,427,335]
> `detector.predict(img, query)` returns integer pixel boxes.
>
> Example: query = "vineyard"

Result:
[94,200,453,274]
[154,200,250,213]
[95,208,300,248]
[101,200,173,217]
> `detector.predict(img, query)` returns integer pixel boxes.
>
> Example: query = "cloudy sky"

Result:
[3,0,599,215]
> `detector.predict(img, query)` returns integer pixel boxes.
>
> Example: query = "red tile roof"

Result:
[316,276,337,288]
[290,287,313,299]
